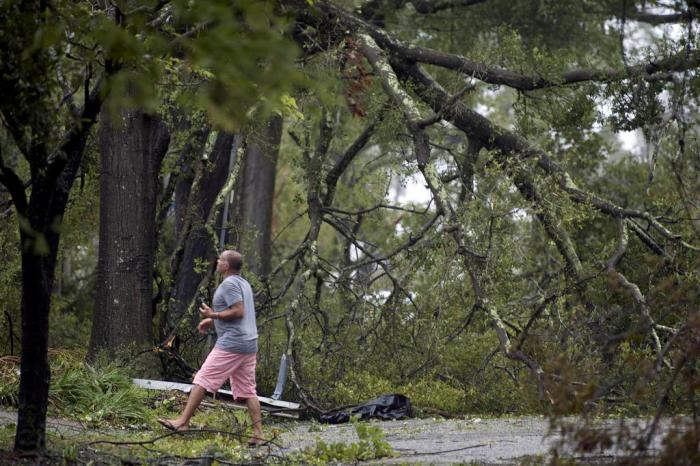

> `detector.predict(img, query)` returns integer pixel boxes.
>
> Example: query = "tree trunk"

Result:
[12,103,99,452]
[168,132,235,326]
[87,109,169,363]
[11,82,101,451]
[232,115,282,277]
[14,249,51,452]
[174,127,209,238]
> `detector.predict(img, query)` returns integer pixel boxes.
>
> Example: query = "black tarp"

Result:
[319,394,413,424]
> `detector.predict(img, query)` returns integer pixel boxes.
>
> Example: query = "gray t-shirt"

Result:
[211,274,258,354]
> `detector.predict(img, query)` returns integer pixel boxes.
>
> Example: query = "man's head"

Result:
[216,250,243,276]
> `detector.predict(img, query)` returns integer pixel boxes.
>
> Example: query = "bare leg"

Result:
[158,384,207,430]
[244,396,264,443]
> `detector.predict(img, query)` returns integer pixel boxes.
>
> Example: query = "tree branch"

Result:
[322,202,431,216]
[323,110,382,206]
[629,10,694,25]
[317,1,700,91]
[0,149,28,216]
[46,76,104,191]
[409,0,487,14]
[606,218,662,356]
[357,29,549,401]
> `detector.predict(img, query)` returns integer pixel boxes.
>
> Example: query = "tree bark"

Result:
[3,74,103,452]
[14,247,52,452]
[168,132,235,326]
[174,127,209,238]
[87,109,169,363]
[232,115,283,277]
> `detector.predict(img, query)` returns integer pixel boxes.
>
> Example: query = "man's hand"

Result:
[199,302,243,321]
[199,303,215,319]
[197,318,214,334]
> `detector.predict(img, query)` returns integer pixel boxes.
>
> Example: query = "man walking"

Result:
[158,250,264,446]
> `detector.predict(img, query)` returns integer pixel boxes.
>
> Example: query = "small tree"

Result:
[0,0,104,452]
[0,0,303,452]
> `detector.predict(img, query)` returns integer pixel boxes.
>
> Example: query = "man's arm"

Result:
[200,302,244,321]
[216,301,244,320]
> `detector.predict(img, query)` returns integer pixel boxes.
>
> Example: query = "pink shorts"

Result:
[192,347,257,399]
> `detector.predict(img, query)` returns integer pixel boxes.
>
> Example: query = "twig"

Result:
[394,443,489,456]
[86,427,281,449]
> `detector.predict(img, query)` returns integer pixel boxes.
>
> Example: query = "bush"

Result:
[322,329,544,416]
[0,350,150,426]
[0,356,20,406]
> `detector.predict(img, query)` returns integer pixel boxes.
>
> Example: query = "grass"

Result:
[49,355,148,426]
[0,355,20,407]
[0,423,268,465]
[0,349,279,464]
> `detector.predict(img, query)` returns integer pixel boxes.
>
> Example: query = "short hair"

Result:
[224,250,243,272]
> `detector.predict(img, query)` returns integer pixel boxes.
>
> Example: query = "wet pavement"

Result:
[0,409,672,464]
[271,416,667,464]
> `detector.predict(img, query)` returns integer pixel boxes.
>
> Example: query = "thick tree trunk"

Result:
[87,109,169,363]
[232,115,283,277]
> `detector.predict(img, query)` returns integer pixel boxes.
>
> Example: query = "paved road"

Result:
[271,416,667,464]
[1,409,668,464]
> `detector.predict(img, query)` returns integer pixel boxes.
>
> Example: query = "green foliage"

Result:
[0,351,149,426]
[1,0,698,447]
[48,167,100,348]
[0,219,20,356]
[0,417,261,465]
[295,421,395,464]
[0,424,15,446]
[49,354,149,426]
[166,0,307,130]
[606,78,665,132]
[48,311,92,350]
[331,372,393,405]
[324,333,543,417]
[0,357,20,407]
